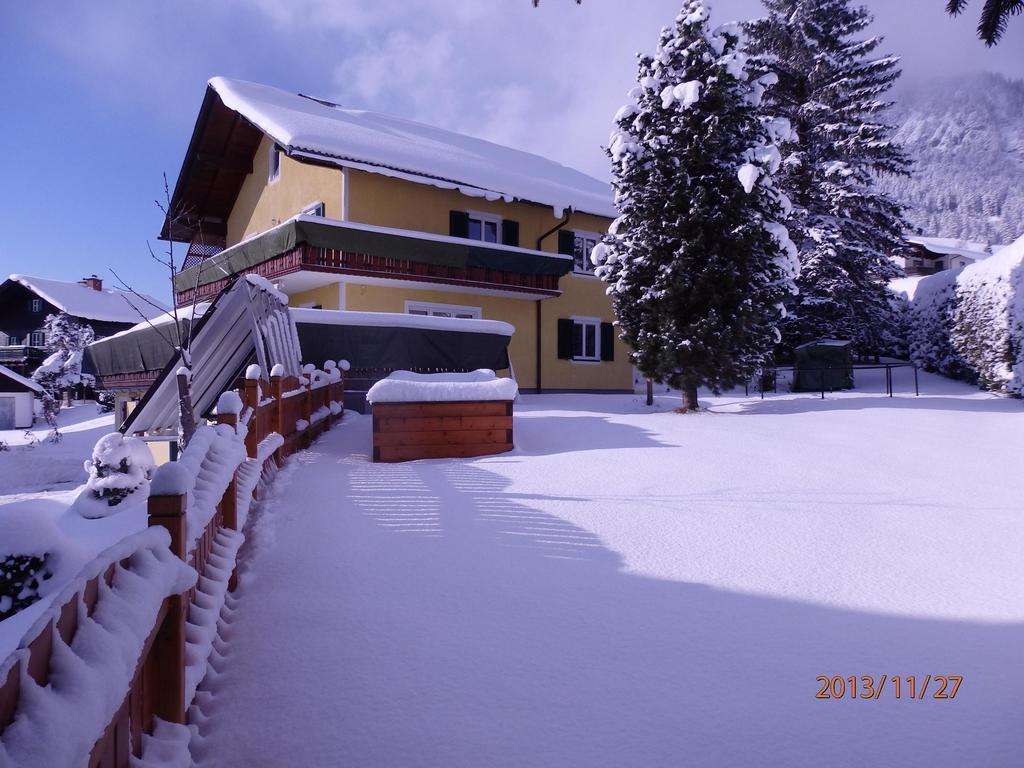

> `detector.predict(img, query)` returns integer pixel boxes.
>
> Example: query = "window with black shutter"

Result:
[560,317,604,362]
[557,229,575,256]
[501,219,519,247]
[449,210,470,238]
[557,319,574,359]
[600,322,615,361]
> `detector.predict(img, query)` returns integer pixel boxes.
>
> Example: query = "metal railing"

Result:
[746,362,920,400]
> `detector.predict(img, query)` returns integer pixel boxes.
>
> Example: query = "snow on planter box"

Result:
[366,370,517,462]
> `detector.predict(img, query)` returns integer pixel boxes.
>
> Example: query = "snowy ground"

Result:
[189,368,1024,767]
[0,403,114,495]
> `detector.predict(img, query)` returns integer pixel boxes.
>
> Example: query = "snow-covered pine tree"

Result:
[745,0,910,358]
[31,313,95,436]
[594,0,798,411]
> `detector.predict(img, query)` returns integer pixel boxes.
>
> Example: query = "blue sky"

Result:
[0,0,1021,300]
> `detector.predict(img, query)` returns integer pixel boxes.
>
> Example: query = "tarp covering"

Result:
[85,317,199,378]
[173,215,574,293]
[296,322,510,373]
[792,339,854,391]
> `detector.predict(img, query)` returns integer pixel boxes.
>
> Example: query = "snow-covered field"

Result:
[0,403,113,495]
[190,369,1024,767]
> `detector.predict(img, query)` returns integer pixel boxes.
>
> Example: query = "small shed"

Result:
[792,340,854,392]
[0,364,41,429]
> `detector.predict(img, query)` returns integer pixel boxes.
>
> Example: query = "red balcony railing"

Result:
[175,243,561,307]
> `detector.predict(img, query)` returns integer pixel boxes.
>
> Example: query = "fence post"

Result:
[215,412,238,532]
[303,374,313,448]
[271,373,284,462]
[913,364,919,396]
[147,492,187,724]
[242,379,260,459]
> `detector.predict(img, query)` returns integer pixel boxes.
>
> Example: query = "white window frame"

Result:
[405,300,482,320]
[301,200,325,217]
[268,143,282,183]
[570,315,601,362]
[30,330,45,347]
[30,298,41,313]
[572,230,601,275]
[466,210,503,244]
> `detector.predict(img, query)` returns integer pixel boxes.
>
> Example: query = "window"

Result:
[405,301,481,320]
[268,144,281,183]
[467,212,502,244]
[557,317,614,363]
[30,331,45,347]
[7,336,19,346]
[571,318,600,361]
[30,299,41,313]
[573,231,600,274]
[301,201,325,217]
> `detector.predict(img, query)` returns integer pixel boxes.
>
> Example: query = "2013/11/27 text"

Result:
[815,675,962,700]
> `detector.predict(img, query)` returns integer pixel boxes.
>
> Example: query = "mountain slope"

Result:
[877,72,1024,245]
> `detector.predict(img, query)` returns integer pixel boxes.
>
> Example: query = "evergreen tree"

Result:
[594,0,798,411]
[746,0,910,358]
[32,313,95,437]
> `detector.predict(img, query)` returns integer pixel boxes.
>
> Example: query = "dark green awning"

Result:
[173,217,574,293]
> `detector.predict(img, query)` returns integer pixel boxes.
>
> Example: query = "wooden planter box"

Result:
[372,400,513,462]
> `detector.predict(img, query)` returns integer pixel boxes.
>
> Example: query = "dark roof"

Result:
[160,86,264,241]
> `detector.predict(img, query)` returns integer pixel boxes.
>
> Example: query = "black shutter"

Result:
[449,210,469,238]
[557,319,574,360]
[600,322,615,361]
[501,219,519,247]
[557,229,575,255]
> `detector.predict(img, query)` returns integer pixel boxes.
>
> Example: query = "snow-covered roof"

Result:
[905,236,990,259]
[209,77,616,219]
[8,275,169,324]
[0,363,43,393]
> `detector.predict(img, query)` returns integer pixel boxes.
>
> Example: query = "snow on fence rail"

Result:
[0,362,345,767]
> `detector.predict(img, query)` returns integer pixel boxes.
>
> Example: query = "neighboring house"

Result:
[0,274,169,376]
[0,364,42,429]
[161,77,631,393]
[896,236,993,275]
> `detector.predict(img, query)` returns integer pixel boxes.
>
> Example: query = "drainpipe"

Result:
[534,208,573,394]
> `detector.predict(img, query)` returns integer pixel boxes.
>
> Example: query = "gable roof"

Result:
[906,236,991,260]
[7,275,170,324]
[163,77,615,240]
[0,364,43,393]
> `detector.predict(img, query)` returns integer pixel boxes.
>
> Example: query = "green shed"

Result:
[792,339,854,392]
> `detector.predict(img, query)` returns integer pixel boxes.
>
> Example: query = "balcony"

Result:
[0,346,45,376]
[173,216,572,307]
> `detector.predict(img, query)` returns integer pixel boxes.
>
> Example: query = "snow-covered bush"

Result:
[951,239,1024,394]
[0,507,83,619]
[901,234,1024,394]
[902,269,972,380]
[77,432,156,517]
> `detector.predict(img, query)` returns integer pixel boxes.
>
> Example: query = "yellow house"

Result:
[163,77,631,393]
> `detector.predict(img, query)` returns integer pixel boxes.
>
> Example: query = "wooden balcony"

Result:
[175,242,563,307]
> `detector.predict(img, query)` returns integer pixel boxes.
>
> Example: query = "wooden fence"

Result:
[0,364,344,766]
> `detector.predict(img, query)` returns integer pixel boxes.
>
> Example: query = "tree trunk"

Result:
[176,370,197,450]
[681,382,699,412]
